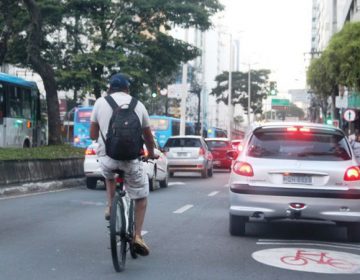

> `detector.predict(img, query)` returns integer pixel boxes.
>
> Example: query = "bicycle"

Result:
[109,169,137,272]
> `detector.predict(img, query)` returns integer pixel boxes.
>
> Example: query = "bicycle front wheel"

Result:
[110,194,127,272]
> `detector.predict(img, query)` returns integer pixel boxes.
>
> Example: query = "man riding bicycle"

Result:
[90,73,158,256]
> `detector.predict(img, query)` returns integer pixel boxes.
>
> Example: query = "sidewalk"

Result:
[0,177,86,197]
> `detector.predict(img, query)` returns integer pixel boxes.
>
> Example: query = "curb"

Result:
[0,177,86,197]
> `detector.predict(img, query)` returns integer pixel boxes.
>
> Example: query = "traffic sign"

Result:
[343,109,357,122]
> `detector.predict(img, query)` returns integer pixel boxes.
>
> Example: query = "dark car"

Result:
[205,137,232,171]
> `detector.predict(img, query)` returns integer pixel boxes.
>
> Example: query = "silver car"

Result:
[164,135,213,178]
[228,122,360,242]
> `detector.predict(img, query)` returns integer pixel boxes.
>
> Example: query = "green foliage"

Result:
[210,69,270,115]
[0,145,85,160]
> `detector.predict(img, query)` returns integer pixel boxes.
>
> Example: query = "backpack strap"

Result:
[104,95,118,110]
[128,97,138,111]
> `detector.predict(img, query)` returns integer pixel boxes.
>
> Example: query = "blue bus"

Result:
[149,115,195,147]
[73,106,93,148]
[0,72,42,147]
[206,127,228,138]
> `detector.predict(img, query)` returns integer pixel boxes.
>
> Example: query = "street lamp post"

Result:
[247,64,251,126]
[228,34,233,140]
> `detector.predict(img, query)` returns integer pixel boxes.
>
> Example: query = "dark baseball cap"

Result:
[109,73,130,89]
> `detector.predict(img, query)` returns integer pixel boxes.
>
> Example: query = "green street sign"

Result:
[271,99,290,110]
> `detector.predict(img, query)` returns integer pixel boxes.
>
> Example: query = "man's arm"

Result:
[90,122,100,141]
[143,126,158,159]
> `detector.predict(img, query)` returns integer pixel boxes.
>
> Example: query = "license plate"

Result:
[177,152,188,157]
[283,175,312,185]
[214,160,221,165]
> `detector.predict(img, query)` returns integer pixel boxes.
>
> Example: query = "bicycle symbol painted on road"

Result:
[252,247,360,274]
[280,249,353,270]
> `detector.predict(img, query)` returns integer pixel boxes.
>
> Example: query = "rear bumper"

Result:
[229,184,360,222]
[230,183,360,199]
[168,158,207,173]
[213,158,231,169]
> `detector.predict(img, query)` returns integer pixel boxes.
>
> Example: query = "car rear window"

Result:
[165,138,202,148]
[247,128,351,161]
[206,140,230,149]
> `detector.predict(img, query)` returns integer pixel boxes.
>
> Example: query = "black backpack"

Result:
[101,95,143,160]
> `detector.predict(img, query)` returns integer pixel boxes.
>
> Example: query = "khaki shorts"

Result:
[98,156,149,199]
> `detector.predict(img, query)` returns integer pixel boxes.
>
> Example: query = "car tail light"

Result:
[199,147,205,156]
[233,161,254,177]
[85,147,96,155]
[237,144,243,152]
[286,127,311,133]
[344,166,360,181]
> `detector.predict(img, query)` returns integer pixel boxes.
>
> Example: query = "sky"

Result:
[220,0,313,94]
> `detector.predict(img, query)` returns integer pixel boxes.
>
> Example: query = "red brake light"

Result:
[344,166,360,181]
[85,148,96,155]
[233,161,254,177]
[237,144,243,152]
[286,127,311,133]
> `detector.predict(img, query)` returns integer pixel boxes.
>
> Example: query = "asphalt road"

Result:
[1,171,360,280]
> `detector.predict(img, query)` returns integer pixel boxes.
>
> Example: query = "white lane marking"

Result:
[173,204,193,214]
[168,182,185,186]
[258,239,360,248]
[252,247,360,274]
[141,230,148,236]
[208,191,219,197]
[257,241,360,251]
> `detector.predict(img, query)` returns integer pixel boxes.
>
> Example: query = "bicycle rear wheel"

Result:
[128,199,138,259]
[110,194,127,272]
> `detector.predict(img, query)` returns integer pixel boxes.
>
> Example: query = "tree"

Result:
[210,69,270,116]
[22,0,62,145]
[55,0,222,103]
[1,0,223,145]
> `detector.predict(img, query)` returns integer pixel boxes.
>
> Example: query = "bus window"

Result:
[8,86,22,118]
[150,118,169,131]
[172,120,180,136]
[0,83,3,124]
[76,109,92,123]
[21,88,32,119]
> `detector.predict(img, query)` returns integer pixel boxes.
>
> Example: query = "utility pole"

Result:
[247,64,251,126]
[180,29,189,136]
[228,34,233,140]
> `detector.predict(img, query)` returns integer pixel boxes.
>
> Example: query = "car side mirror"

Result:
[226,150,238,160]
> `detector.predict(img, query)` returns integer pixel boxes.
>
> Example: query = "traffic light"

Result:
[269,81,277,96]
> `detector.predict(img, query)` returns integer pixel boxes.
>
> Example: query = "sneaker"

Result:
[105,206,110,221]
[133,236,150,256]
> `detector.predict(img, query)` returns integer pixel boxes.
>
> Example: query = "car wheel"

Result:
[229,214,248,236]
[207,167,213,177]
[201,167,208,178]
[149,168,157,192]
[86,177,97,190]
[347,222,360,242]
[160,168,169,188]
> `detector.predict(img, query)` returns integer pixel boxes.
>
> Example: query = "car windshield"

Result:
[165,138,202,148]
[247,128,351,161]
[206,140,230,149]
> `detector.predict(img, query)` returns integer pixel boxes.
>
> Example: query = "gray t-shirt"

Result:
[91,92,150,156]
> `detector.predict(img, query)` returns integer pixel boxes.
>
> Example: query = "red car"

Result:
[205,138,232,171]
[231,139,244,152]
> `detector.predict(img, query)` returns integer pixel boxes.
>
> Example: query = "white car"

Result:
[228,122,360,242]
[84,141,169,191]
